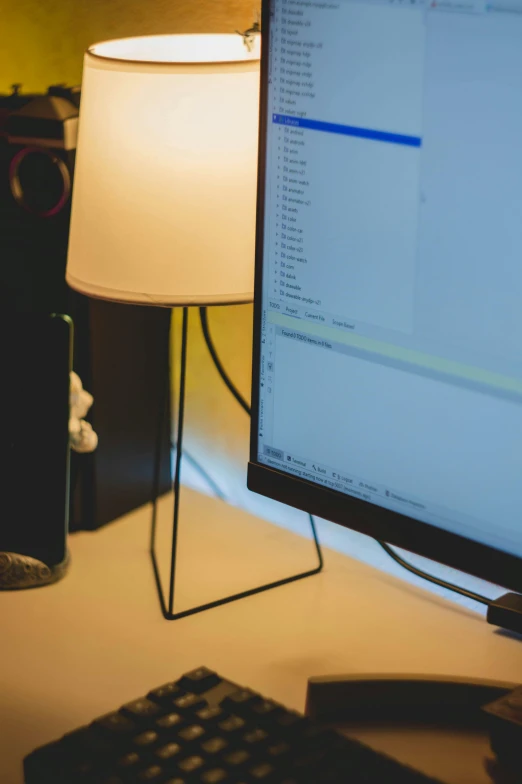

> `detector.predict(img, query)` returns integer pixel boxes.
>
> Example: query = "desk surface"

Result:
[1,488,521,784]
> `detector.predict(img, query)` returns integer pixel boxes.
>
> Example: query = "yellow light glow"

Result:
[89,33,261,65]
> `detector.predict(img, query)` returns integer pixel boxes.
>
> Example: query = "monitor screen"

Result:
[249,0,522,585]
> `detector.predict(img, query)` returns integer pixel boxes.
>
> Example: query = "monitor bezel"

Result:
[248,0,522,595]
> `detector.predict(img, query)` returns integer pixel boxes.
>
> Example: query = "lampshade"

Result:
[66,34,260,306]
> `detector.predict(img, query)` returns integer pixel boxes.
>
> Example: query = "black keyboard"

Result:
[24,667,443,783]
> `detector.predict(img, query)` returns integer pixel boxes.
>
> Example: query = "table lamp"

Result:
[66,33,323,619]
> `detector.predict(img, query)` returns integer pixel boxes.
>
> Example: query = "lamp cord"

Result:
[198,306,490,607]
[199,307,251,416]
[376,541,489,605]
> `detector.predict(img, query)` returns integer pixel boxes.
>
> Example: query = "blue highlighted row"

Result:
[272,113,422,148]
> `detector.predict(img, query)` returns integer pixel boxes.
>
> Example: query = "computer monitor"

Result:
[248,0,522,594]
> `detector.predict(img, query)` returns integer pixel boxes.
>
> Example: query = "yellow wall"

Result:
[0,0,258,91]
[1,0,260,512]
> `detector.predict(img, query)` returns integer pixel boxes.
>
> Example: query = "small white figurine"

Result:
[69,371,98,453]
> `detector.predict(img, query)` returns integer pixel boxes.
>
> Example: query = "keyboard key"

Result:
[173,693,207,713]
[116,751,141,770]
[221,689,259,714]
[148,683,187,704]
[200,736,228,755]
[273,711,307,733]
[243,728,269,746]
[196,705,228,723]
[222,749,251,768]
[156,712,185,731]
[250,699,283,721]
[178,724,206,743]
[217,715,246,734]
[62,758,100,780]
[137,764,164,781]
[178,755,205,773]
[132,730,160,749]
[177,667,222,694]
[267,741,292,760]
[155,742,182,762]
[121,698,163,723]
[69,761,99,779]
[94,712,138,736]
[250,762,276,780]
[200,769,229,783]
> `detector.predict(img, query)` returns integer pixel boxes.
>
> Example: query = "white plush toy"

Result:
[69,372,98,453]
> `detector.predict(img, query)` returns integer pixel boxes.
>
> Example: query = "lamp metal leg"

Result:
[150,306,323,620]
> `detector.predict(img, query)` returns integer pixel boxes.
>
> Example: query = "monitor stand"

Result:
[306,675,516,784]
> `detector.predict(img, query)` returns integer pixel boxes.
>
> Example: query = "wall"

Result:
[1,0,265,518]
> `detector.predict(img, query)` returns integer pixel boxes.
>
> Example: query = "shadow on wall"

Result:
[172,304,255,513]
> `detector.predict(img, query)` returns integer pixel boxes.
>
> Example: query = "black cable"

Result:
[376,540,490,605]
[199,307,251,416]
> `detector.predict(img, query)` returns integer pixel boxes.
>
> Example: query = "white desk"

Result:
[1,488,521,784]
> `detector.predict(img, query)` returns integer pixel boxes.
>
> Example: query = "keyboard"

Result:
[24,667,443,783]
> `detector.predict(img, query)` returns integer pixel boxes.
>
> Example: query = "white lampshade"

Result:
[66,34,260,306]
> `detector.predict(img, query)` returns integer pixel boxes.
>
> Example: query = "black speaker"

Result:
[0,313,71,589]
[0,84,79,314]
[0,85,172,535]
